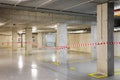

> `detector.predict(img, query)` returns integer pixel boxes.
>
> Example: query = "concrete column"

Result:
[37,32,43,48]
[97,2,114,76]
[25,28,32,54]
[12,27,17,51]
[21,34,23,48]
[57,23,67,64]
[42,32,46,46]
[91,22,97,60]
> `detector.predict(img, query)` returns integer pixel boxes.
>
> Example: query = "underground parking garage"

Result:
[0,0,120,80]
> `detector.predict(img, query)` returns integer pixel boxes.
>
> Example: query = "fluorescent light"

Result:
[18,30,24,34]
[48,24,57,29]
[68,30,87,33]
[114,27,120,31]
[0,22,5,26]
[32,26,37,33]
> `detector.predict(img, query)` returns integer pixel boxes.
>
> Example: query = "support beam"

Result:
[0,3,95,17]
[97,2,114,76]
[91,22,97,60]
[12,27,17,51]
[57,23,67,64]
[25,28,32,54]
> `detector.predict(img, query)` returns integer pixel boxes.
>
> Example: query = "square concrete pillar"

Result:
[57,23,68,64]
[12,27,17,51]
[25,28,32,54]
[37,32,43,48]
[42,32,46,46]
[20,34,23,48]
[97,2,114,76]
[91,22,97,60]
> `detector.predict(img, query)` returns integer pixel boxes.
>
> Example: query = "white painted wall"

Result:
[0,35,12,48]
[68,32,120,57]
[68,33,91,53]
[114,32,120,57]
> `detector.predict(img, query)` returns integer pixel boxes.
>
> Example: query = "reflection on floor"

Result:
[0,48,119,80]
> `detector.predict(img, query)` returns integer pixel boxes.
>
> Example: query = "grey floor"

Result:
[0,48,120,80]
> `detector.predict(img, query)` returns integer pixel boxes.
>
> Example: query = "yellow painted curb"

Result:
[88,73,107,78]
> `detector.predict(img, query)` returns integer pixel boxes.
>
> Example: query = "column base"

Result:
[88,72,107,78]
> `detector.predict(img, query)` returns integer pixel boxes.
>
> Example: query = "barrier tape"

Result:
[0,41,120,50]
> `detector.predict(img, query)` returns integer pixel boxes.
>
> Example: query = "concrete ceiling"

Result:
[0,0,119,33]
[0,0,118,14]
[0,7,94,32]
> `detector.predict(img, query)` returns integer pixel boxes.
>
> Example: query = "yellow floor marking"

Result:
[69,67,76,71]
[89,68,120,78]
[51,62,60,66]
[69,59,92,63]
[115,68,120,71]
[88,73,107,79]
[115,72,120,75]
[115,68,120,75]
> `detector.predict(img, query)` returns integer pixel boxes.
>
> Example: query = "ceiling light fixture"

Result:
[114,27,120,31]
[0,22,6,26]
[32,26,37,33]
[18,30,24,34]
[68,30,87,34]
[49,24,57,29]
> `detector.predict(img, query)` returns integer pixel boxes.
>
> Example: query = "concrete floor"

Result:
[0,48,120,80]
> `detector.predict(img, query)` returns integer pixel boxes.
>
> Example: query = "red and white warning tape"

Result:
[0,41,120,50]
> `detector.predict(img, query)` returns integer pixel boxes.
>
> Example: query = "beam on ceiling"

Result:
[0,3,96,17]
